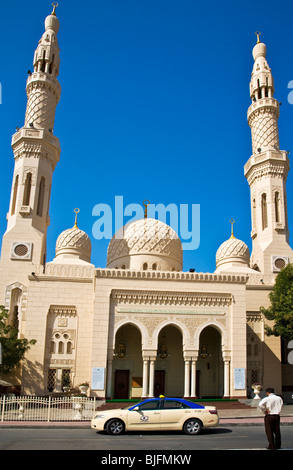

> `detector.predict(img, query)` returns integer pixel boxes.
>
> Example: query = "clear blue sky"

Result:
[0,0,293,272]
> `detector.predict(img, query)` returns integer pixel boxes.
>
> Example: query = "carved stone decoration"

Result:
[49,305,77,317]
[111,289,232,307]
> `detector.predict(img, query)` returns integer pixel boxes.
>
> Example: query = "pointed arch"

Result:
[23,172,32,206]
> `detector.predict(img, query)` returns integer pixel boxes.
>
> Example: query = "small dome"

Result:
[55,226,91,263]
[216,236,250,271]
[252,42,267,60]
[107,218,183,271]
[45,13,60,33]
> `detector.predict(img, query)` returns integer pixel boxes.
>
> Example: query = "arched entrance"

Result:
[112,323,142,399]
[197,326,224,398]
[156,324,184,397]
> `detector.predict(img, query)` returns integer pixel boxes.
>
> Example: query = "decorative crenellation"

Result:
[247,311,263,323]
[111,289,233,307]
[31,263,95,279]
[96,268,248,284]
[246,273,275,286]
[49,305,77,317]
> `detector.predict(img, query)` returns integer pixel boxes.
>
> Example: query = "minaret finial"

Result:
[51,2,58,16]
[74,208,80,228]
[230,219,235,238]
[143,200,150,219]
[255,31,261,44]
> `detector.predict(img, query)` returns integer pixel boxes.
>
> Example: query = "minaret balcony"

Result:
[26,71,61,96]
[247,97,279,121]
[244,149,289,184]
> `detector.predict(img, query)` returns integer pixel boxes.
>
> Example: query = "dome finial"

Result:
[74,208,80,228]
[255,31,261,44]
[51,2,58,16]
[143,200,150,219]
[230,219,235,239]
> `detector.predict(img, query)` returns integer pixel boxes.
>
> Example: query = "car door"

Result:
[160,399,192,430]
[127,399,161,430]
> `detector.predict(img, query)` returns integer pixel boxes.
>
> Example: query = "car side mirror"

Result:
[132,406,139,411]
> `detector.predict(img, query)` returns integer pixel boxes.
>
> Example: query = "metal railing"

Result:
[0,396,103,422]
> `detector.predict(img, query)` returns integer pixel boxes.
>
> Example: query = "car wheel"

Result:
[106,418,125,435]
[183,418,202,435]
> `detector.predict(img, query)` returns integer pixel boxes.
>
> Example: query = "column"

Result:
[184,360,190,397]
[142,359,149,398]
[149,359,155,397]
[190,359,197,397]
[223,360,230,398]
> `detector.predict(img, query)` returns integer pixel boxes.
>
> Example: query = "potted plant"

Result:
[79,381,89,395]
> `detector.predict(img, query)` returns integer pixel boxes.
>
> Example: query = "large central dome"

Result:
[107,218,183,271]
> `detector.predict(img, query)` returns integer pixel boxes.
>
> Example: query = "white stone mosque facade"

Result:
[0,7,292,400]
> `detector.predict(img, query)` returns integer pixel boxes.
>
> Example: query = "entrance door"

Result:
[114,370,129,399]
[154,370,165,397]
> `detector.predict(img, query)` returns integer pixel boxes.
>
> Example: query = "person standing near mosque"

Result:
[259,388,283,450]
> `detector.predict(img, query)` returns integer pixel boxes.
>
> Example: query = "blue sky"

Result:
[0,0,293,272]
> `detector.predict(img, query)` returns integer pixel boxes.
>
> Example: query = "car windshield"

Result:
[125,403,139,410]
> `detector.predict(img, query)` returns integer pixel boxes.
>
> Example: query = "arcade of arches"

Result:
[108,323,225,399]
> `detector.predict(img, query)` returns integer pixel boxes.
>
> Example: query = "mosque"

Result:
[0,5,292,400]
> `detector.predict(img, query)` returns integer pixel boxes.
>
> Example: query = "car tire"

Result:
[106,418,125,435]
[183,418,202,435]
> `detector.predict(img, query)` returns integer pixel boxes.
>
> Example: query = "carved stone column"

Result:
[190,356,198,398]
[142,359,149,398]
[223,355,231,398]
[184,359,190,397]
[149,358,155,398]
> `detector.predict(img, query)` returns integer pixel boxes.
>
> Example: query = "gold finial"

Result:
[51,2,58,16]
[255,31,261,44]
[142,200,150,219]
[230,219,235,238]
[74,208,80,228]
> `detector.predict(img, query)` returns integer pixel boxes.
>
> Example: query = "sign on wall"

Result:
[91,367,105,390]
[234,368,246,390]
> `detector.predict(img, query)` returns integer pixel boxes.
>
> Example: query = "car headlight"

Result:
[93,414,106,419]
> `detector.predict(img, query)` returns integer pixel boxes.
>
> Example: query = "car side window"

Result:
[139,401,160,411]
[163,400,189,409]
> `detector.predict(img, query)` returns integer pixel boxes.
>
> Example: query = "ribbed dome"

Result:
[216,236,250,269]
[107,218,183,271]
[55,226,91,263]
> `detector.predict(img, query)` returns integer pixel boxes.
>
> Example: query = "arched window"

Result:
[23,172,32,206]
[58,341,64,354]
[11,175,19,215]
[275,192,280,223]
[261,193,268,230]
[37,177,45,216]
[142,262,148,270]
[50,341,56,353]
[66,342,72,354]
[152,263,157,270]
[12,306,19,332]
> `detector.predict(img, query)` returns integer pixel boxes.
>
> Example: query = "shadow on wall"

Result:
[21,360,45,395]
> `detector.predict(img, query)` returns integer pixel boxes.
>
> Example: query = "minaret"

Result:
[244,33,293,274]
[0,4,61,280]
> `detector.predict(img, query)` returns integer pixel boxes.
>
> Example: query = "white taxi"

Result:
[91,397,218,435]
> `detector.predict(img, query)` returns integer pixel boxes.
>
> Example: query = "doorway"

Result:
[154,370,165,397]
[114,370,129,399]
